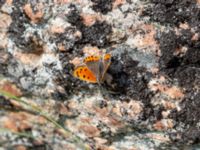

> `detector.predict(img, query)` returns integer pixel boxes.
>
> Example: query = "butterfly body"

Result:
[73,53,111,84]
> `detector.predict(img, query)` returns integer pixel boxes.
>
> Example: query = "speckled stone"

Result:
[0,0,199,149]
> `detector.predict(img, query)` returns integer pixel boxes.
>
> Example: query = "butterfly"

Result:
[73,53,111,84]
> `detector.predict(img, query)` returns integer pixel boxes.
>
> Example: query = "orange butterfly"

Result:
[73,53,111,84]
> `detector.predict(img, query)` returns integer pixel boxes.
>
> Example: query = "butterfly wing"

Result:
[84,55,101,82]
[80,54,111,83]
[101,53,111,81]
[73,66,97,83]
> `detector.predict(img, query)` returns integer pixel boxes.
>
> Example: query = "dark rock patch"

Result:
[66,5,112,48]
[8,1,44,52]
[142,0,200,27]
[79,21,112,47]
[143,0,200,144]
[0,0,4,8]
[106,48,164,124]
[91,0,114,15]
[170,92,200,144]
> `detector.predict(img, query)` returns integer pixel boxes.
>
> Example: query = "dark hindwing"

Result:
[101,53,111,81]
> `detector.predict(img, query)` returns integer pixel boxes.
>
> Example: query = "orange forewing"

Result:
[83,55,100,63]
[104,53,111,60]
[73,66,97,83]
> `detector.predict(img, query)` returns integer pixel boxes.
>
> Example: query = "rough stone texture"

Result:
[0,0,199,149]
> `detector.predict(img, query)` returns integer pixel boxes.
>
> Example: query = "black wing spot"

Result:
[84,68,87,71]
[83,75,86,78]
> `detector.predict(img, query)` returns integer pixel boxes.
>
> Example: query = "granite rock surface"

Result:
[0,0,200,149]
